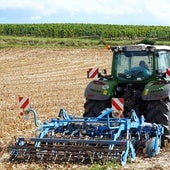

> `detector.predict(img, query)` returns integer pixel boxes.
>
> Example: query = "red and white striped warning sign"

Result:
[111,98,124,111]
[87,68,98,78]
[166,68,170,77]
[19,97,30,110]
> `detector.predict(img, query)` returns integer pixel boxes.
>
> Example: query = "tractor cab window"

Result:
[158,51,170,73]
[115,51,153,81]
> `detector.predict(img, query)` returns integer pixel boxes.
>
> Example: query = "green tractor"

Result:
[84,44,170,139]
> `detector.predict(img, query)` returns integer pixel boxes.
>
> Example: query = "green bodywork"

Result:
[142,79,170,100]
[84,79,116,100]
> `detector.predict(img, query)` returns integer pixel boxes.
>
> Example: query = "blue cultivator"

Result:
[9,107,164,166]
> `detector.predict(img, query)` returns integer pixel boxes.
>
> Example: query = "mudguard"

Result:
[84,79,115,100]
[142,79,170,100]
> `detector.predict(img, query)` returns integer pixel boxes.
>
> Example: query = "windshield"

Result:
[115,51,153,81]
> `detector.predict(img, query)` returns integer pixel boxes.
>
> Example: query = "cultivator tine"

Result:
[89,152,95,163]
[52,151,58,162]
[67,152,72,162]
[80,152,86,163]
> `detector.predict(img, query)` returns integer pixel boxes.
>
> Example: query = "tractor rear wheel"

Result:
[144,98,170,136]
[83,99,111,117]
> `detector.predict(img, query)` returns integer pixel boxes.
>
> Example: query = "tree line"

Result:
[0,23,170,40]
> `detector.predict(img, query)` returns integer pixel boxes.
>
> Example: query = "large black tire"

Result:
[83,99,111,117]
[144,98,170,136]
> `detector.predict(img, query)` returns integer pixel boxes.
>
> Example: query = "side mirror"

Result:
[156,69,166,78]
[102,69,107,75]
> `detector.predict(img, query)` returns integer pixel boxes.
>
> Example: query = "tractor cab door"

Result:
[157,51,170,73]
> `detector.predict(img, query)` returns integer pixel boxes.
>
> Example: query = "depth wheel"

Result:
[146,137,160,157]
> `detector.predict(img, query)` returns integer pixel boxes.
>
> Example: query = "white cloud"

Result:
[144,0,170,23]
[40,0,144,16]
[0,0,43,10]
[0,0,170,25]
[30,15,42,21]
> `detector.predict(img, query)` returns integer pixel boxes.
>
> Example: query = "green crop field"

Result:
[0,23,170,48]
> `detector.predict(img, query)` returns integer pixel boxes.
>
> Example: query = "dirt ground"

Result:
[0,48,169,170]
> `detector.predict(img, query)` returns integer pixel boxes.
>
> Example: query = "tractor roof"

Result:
[151,45,170,51]
[110,44,170,52]
[128,44,170,51]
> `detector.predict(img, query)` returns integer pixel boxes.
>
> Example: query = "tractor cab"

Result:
[111,44,170,82]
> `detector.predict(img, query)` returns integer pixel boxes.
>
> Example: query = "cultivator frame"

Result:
[9,106,164,166]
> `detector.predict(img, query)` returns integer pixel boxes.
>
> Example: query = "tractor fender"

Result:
[84,79,115,100]
[142,80,170,100]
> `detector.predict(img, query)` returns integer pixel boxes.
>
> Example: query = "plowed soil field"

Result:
[0,48,169,170]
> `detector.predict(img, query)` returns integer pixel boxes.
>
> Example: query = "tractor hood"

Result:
[84,79,115,100]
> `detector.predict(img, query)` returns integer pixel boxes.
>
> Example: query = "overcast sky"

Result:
[0,0,170,26]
